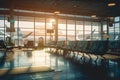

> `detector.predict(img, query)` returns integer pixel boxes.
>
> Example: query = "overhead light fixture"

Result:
[54,11,60,14]
[73,5,77,8]
[91,15,96,18]
[108,3,116,7]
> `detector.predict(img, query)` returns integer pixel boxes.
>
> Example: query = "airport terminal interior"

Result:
[0,0,120,80]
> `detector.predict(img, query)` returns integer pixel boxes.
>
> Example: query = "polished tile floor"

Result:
[0,48,120,80]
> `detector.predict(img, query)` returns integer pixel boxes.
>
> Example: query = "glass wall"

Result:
[84,21,91,40]
[92,22,101,40]
[46,18,55,43]
[58,19,66,41]
[1,14,120,47]
[76,21,83,40]
[67,20,75,41]
[16,16,34,46]
[114,17,120,40]
[0,15,5,40]
[35,17,45,46]
[109,17,120,40]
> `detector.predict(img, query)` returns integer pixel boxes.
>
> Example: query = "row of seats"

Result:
[108,40,120,53]
[48,40,120,66]
[0,40,6,49]
[50,40,120,55]
[109,40,120,49]
[60,40,108,56]
[0,40,14,51]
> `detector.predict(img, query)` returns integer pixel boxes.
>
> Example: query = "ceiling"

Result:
[0,0,120,17]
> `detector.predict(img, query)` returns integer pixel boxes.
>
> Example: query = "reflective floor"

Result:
[0,48,120,80]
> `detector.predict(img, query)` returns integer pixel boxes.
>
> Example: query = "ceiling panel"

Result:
[0,0,120,17]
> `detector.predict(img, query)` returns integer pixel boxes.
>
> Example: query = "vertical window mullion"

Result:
[75,20,76,41]
[4,15,6,41]
[66,19,67,42]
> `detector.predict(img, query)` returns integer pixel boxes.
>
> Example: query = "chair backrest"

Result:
[26,41,34,48]
[0,40,6,48]
[77,40,108,55]
[56,41,64,48]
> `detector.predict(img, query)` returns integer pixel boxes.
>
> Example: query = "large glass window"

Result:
[115,17,119,22]
[18,16,34,46]
[35,17,45,46]
[76,21,83,40]
[102,22,108,40]
[67,20,75,41]
[58,19,66,41]
[84,21,91,40]
[92,22,100,40]
[46,18,55,43]
[109,17,120,40]
[0,16,5,40]
[1,14,120,47]
[114,22,120,40]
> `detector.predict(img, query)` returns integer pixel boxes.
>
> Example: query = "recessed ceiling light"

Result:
[73,5,77,8]
[91,15,96,18]
[54,11,60,14]
[108,3,116,7]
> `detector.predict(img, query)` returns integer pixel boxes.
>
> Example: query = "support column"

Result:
[75,20,76,41]
[66,19,67,42]
[45,18,47,44]
[107,19,109,41]
[55,15,58,43]
[34,17,35,47]
[7,2,15,46]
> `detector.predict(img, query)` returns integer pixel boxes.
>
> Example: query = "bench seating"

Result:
[49,40,120,66]
[0,40,14,51]
[24,41,35,49]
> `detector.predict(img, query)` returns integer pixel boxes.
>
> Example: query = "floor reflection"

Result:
[0,48,120,80]
[0,50,14,68]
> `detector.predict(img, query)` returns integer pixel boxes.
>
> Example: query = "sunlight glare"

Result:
[50,19,55,23]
